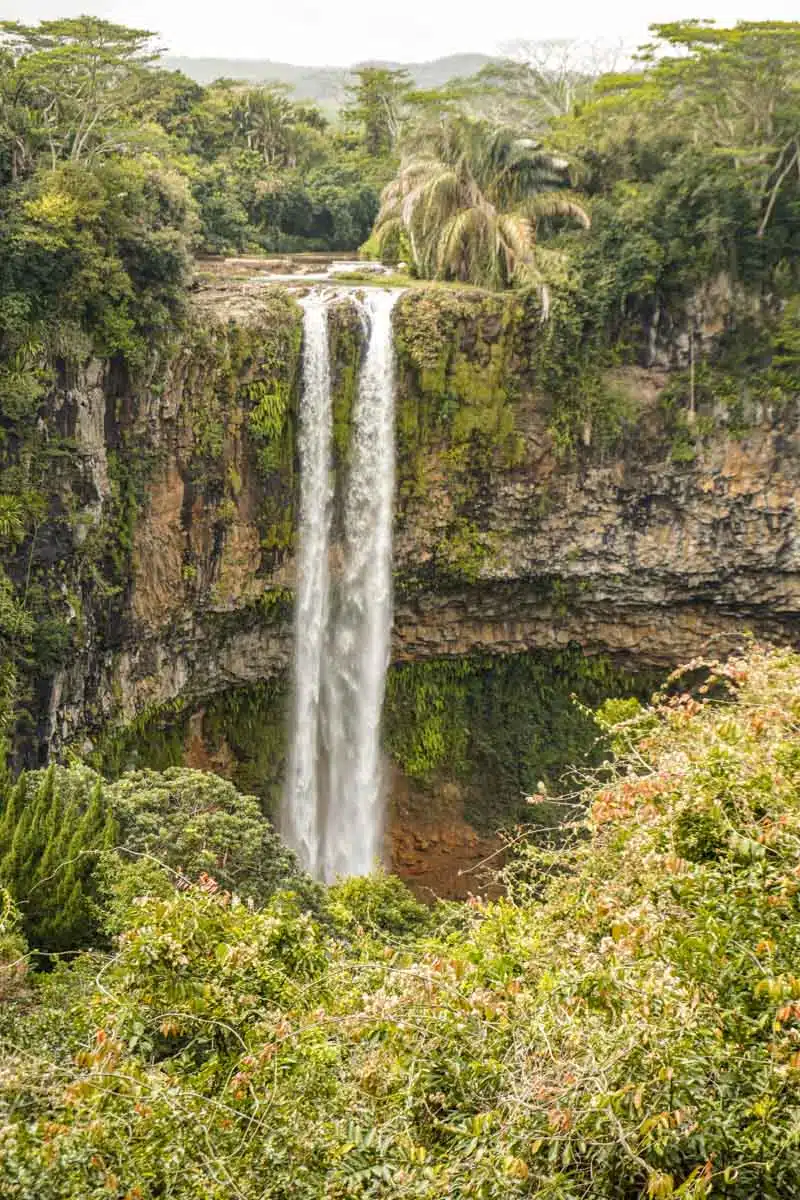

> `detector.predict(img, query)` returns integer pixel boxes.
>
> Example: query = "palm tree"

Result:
[373,116,589,290]
[233,86,296,167]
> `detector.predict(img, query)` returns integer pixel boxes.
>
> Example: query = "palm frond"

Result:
[525,191,591,228]
[414,168,461,237]
[496,211,534,260]
[373,216,403,251]
[436,207,492,282]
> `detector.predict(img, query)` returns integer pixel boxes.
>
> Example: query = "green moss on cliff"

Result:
[431,516,500,584]
[392,288,527,583]
[385,647,661,831]
[393,288,522,459]
[0,347,167,768]
[180,291,302,566]
[328,297,364,466]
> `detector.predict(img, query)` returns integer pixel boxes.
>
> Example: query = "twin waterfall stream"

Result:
[282,289,401,882]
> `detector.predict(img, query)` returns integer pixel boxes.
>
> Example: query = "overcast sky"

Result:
[2,0,798,64]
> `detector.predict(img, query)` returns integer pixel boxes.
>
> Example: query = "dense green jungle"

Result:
[1,14,800,1198]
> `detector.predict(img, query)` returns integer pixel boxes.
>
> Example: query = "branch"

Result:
[757,137,799,237]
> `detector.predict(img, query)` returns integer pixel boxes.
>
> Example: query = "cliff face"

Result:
[41,282,799,758]
[394,377,799,664]
[391,289,798,665]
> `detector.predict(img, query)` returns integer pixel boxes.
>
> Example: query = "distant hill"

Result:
[161,53,494,108]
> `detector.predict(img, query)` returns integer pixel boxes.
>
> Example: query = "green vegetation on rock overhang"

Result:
[385,649,661,830]
[3,645,800,1196]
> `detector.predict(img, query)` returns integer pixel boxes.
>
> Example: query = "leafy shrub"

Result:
[104,886,329,1061]
[105,767,307,905]
[0,764,116,953]
[0,764,310,953]
[326,871,433,939]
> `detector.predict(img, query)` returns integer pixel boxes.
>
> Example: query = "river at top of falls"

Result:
[282,287,402,883]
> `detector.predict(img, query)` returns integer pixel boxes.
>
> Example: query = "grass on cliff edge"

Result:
[3,643,800,1198]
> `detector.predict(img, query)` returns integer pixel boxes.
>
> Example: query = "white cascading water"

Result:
[284,288,401,882]
[321,289,399,880]
[282,291,334,875]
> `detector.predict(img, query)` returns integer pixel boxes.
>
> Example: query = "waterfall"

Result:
[321,289,399,881]
[284,288,401,882]
[283,292,334,875]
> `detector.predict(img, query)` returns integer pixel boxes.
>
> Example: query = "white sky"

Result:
[2,0,798,64]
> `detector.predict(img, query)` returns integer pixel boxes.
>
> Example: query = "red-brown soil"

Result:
[387,769,505,901]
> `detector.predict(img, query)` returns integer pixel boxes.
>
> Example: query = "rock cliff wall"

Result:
[40,281,799,760]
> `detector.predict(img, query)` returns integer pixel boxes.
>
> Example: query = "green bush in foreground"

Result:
[0,765,307,953]
[104,767,308,906]
[0,765,116,953]
[3,645,800,1197]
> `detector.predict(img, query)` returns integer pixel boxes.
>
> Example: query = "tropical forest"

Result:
[1,11,800,1198]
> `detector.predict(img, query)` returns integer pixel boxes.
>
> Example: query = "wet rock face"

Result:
[43,283,800,754]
